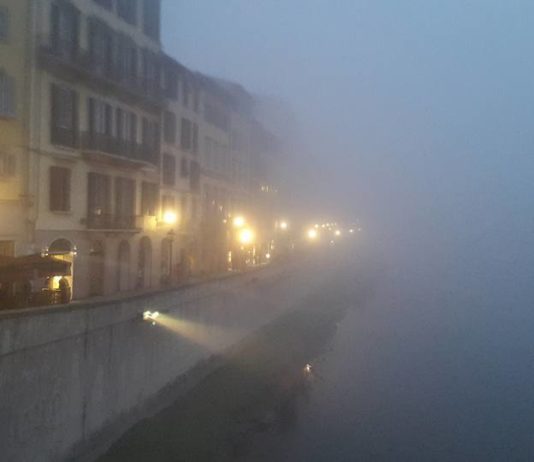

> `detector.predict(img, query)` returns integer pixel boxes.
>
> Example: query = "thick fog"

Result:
[163,1,534,306]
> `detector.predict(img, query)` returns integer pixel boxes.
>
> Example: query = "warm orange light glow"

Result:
[239,228,255,245]
[307,228,318,240]
[233,216,246,228]
[163,211,178,225]
[280,221,288,230]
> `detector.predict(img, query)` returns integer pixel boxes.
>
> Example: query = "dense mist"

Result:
[161,3,534,352]
[162,1,534,284]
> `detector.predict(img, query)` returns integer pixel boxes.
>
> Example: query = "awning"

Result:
[0,254,71,282]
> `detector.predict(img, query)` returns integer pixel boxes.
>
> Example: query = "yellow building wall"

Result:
[0,0,29,253]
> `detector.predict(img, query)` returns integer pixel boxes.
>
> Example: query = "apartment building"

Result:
[160,54,201,278]
[27,0,166,299]
[0,0,284,305]
[0,0,31,258]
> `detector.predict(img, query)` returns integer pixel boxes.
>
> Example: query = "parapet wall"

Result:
[0,262,319,462]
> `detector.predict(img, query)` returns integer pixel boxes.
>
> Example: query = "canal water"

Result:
[245,238,534,461]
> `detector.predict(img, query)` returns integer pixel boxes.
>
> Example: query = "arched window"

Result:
[49,238,73,254]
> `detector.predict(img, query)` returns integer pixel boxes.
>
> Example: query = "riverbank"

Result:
[98,277,355,462]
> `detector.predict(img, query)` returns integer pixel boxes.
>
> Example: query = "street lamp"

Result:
[279,220,288,230]
[233,215,246,228]
[307,228,318,240]
[163,210,178,225]
[239,228,255,246]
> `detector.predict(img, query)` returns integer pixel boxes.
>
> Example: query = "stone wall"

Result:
[0,262,319,462]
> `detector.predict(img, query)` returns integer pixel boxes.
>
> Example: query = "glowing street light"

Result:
[239,228,255,245]
[279,221,288,230]
[163,211,177,225]
[233,216,246,228]
[335,230,341,237]
[307,228,318,240]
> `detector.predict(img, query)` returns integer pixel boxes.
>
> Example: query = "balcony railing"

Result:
[38,36,165,109]
[81,132,158,166]
[87,214,139,231]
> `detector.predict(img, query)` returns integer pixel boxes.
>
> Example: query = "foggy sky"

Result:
[162,1,534,287]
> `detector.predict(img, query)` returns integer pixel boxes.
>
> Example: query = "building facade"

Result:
[0,0,31,259]
[27,0,165,299]
[0,0,283,305]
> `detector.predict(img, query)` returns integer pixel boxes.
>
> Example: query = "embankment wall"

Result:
[0,262,320,462]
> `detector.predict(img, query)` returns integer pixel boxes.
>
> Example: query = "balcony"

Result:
[37,37,165,111]
[81,132,158,168]
[87,214,141,232]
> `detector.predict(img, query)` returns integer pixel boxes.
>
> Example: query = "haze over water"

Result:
[162,2,534,459]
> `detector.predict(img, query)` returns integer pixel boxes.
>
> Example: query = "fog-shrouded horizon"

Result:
[162,2,533,282]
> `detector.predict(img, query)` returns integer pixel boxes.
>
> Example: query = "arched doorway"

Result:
[137,237,152,289]
[160,238,171,285]
[117,240,130,292]
[48,238,74,300]
[89,241,105,296]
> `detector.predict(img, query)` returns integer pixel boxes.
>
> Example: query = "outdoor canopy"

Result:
[0,254,71,282]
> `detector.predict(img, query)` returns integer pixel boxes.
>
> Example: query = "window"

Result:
[88,19,114,77]
[142,118,160,162]
[50,2,80,59]
[118,0,137,25]
[182,80,190,107]
[142,49,161,96]
[115,177,136,228]
[193,90,199,113]
[87,173,111,222]
[181,118,192,151]
[163,65,178,99]
[50,84,78,147]
[116,35,138,82]
[88,98,113,136]
[0,7,9,42]
[116,109,137,147]
[49,166,71,212]
[142,0,160,40]
[141,182,158,216]
[192,123,199,154]
[162,154,176,186]
[180,157,189,178]
[0,152,16,177]
[0,71,15,117]
[190,161,200,192]
[0,241,14,257]
[163,111,176,144]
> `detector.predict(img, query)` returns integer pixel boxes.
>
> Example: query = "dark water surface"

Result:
[246,244,534,461]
